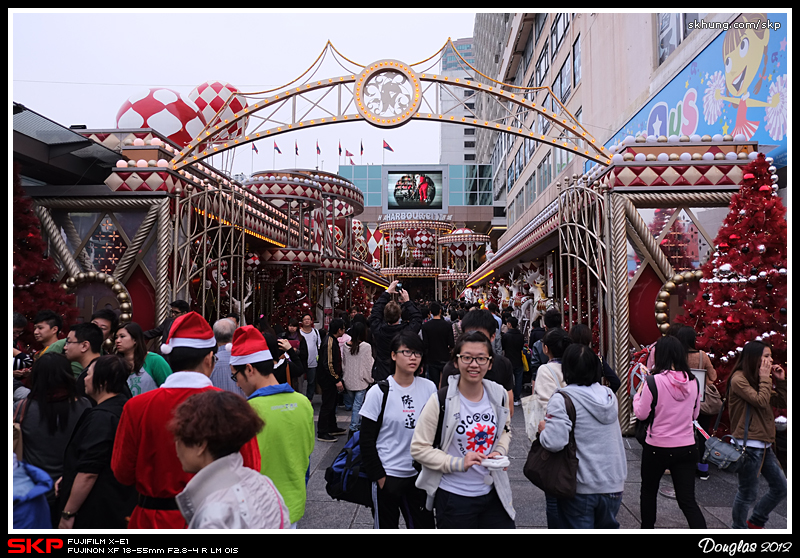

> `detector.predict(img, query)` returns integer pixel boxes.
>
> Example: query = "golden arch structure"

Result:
[23,42,770,433]
[170,40,610,172]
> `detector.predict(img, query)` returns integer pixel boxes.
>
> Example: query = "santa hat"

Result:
[228,325,273,366]
[161,312,216,355]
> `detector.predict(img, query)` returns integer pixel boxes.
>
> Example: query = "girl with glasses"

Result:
[358,330,437,529]
[411,330,515,529]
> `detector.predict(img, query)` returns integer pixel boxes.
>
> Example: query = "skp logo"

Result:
[8,539,64,554]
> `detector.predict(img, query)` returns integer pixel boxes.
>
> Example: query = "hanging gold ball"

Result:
[103,338,114,352]
[96,272,107,282]
[87,271,97,281]
[655,302,668,313]
[119,313,132,323]
[672,274,684,284]
[65,277,77,288]
[657,290,671,301]
[77,272,86,282]
[655,313,669,323]
[683,271,695,282]
[105,276,116,286]
[117,292,129,302]
[664,281,676,292]
[659,323,671,334]
[111,283,124,293]
[120,302,132,312]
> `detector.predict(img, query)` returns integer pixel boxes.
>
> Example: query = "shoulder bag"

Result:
[697,352,723,416]
[702,375,749,473]
[635,374,658,446]
[523,390,578,499]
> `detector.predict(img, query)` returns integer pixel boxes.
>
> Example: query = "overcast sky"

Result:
[11,10,478,177]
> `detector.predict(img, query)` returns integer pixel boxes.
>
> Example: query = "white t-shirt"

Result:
[359,375,437,478]
[128,367,158,397]
[299,328,320,368]
[439,390,498,497]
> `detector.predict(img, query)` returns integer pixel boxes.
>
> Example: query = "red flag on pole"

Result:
[383,140,394,152]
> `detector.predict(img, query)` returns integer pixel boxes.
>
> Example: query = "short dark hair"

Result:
[542,328,572,359]
[170,300,190,313]
[460,309,497,336]
[430,302,441,316]
[233,359,274,377]
[390,328,424,355]
[568,323,593,347]
[488,302,499,314]
[384,301,402,324]
[71,322,104,354]
[562,344,602,387]
[90,354,131,394]
[169,390,265,460]
[13,312,27,329]
[166,345,217,373]
[506,316,518,329]
[34,310,62,333]
[91,308,119,331]
[329,318,345,335]
[543,308,562,329]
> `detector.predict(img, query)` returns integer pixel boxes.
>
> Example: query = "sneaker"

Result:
[330,428,347,436]
[747,520,765,529]
[697,469,710,481]
[317,433,336,443]
[514,399,521,407]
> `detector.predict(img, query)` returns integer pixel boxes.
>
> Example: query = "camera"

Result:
[396,282,403,290]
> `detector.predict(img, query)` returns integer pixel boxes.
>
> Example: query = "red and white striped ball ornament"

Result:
[116,88,205,148]
[188,80,250,141]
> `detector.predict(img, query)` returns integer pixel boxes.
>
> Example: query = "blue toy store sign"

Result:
[606,13,788,167]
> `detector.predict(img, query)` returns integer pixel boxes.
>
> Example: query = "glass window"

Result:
[450,165,463,179]
[354,179,367,193]
[534,13,547,43]
[550,13,570,58]
[368,165,382,178]
[353,166,368,179]
[508,200,515,225]
[450,178,463,193]
[466,165,478,179]
[479,193,492,206]
[464,154,476,161]
[367,193,381,206]
[464,128,475,136]
[536,42,549,87]
[527,173,536,205]
[573,35,581,86]
[450,192,463,206]
[368,179,382,193]
[559,55,571,101]
[338,167,353,180]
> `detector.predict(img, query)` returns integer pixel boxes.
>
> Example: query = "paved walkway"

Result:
[297,391,788,530]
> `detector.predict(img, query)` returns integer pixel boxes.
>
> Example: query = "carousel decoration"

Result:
[116,87,205,148]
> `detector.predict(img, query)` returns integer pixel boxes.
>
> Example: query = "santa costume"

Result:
[111,312,260,529]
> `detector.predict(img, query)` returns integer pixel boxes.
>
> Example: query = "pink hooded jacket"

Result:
[633,370,701,448]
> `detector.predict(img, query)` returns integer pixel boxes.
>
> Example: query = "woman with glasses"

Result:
[358,330,437,529]
[411,330,515,529]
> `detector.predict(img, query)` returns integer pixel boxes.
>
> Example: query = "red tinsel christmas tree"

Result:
[677,153,787,384]
[12,163,78,350]
[271,264,312,326]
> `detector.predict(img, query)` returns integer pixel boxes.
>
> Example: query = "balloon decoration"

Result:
[187,80,249,141]
[116,87,205,147]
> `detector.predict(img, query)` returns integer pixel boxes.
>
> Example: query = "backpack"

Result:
[324,380,389,507]
[634,374,658,446]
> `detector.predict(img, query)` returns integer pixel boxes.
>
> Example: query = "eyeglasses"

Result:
[230,369,242,382]
[456,354,492,366]
[395,349,422,358]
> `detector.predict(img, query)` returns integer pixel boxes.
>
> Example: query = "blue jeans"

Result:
[348,389,367,432]
[732,446,786,528]
[305,366,317,400]
[512,366,524,402]
[557,492,623,529]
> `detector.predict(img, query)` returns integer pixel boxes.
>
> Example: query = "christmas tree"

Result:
[12,162,78,350]
[271,264,312,326]
[678,153,787,383]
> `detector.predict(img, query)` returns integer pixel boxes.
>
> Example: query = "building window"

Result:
[464,128,475,136]
[556,55,571,102]
[658,13,707,65]
[464,141,475,148]
[464,154,476,161]
[534,13,547,44]
[550,13,570,59]
[573,35,581,86]
[527,173,536,206]
[538,152,552,195]
[535,42,549,87]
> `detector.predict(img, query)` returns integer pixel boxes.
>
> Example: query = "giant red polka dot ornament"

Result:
[116,88,205,148]
[188,80,250,141]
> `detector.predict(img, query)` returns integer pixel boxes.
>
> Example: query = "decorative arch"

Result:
[170,40,610,173]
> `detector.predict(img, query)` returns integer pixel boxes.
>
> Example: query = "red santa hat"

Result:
[161,311,216,355]
[228,325,273,366]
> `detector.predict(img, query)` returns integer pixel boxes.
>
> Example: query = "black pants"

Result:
[317,375,339,435]
[640,443,706,529]
[434,487,515,529]
[428,361,446,389]
[372,475,434,529]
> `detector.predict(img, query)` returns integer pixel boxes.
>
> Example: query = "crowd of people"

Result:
[11,283,787,530]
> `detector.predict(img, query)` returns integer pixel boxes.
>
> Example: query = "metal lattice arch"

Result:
[170,40,611,173]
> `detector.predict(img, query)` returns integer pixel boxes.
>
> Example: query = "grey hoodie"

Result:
[538,383,627,495]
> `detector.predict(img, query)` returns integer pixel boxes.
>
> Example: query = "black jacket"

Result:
[368,292,422,382]
[421,318,455,363]
[501,327,525,369]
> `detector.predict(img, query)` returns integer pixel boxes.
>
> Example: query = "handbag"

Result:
[523,390,578,499]
[702,376,750,473]
[697,352,723,415]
